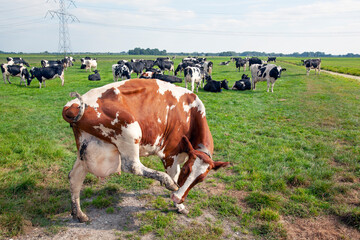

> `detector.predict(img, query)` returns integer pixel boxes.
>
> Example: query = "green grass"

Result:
[279,57,360,76]
[0,54,360,239]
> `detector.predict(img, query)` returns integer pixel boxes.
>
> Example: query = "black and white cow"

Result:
[267,57,276,63]
[153,73,182,83]
[184,66,202,92]
[232,74,251,91]
[29,66,65,88]
[235,59,247,72]
[139,68,162,79]
[128,61,145,77]
[81,59,97,72]
[143,60,155,69]
[7,57,30,67]
[88,70,101,81]
[250,64,286,92]
[219,61,230,65]
[154,59,174,75]
[248,57,263,69]
[117,59,128,65]
[175,61,196,76]
[203,76,229,92]
[112,64,131,81]
[41,60,65,68]
[301,58,321,75]
[1,63,31,86]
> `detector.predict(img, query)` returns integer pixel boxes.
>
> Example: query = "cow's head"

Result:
[171,136,229,204]
[22,68,32,86]
[221,79,229,90]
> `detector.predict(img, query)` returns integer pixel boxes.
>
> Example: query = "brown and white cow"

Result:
[62,78,229,222]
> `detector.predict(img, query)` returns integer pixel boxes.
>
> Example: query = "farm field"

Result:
[278,57,360,76]
[0,54,360,239]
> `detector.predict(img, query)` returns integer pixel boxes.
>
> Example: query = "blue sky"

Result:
[1,0,359,54]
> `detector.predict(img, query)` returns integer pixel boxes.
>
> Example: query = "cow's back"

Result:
[63,79,213,156]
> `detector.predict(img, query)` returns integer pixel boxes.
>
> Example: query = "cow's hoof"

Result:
[165,181,179,191]
[73,213,90,223]
[177,208,189,215]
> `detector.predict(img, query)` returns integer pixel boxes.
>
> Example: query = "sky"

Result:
[1,0,360,55]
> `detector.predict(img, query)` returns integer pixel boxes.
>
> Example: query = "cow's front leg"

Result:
[69,158,89,222]
[122,156,179,191]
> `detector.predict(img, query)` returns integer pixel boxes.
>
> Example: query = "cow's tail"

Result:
[62,92,85,123]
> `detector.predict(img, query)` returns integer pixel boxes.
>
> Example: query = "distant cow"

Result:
[62,79,229,222]
[81,59,97,72]
[1,63,31,86]
[248,57,263,69]
[112,64,131,81]
[175,61,196,76]
[203,76,229,92]
[235,59,247,72]
[251,64,286,92]
[219,61,230,66]
[143,60,155,69]
[41,60,65,68]
[7,57,30,67]
[301,58,321,75]
[267,57,276,63]
[232,74,251,91]
[128,61,145,77]
[154,59,174,75]
[88,70,101,81]
[184,66,202,92]
[30,66,65,88]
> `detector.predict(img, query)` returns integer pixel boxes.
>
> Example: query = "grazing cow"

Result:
[88,70,101,81]
[301,58,321,75]
[7,57,30,67]
[235,59,247,72]
[29,66,65,88]
[203,76,229,92]
[112,64,131,81]
[184,66,202,92]
[267,57,276,63]
[128,61,145,77]
[1,63,31,86]
[117,60,128,65]
[251,64,286,92]
[154,59,174,75]
[62,79,229,222]
[41,60,65,68]
[152,73,182,83]
[143,60,155,69]
[232,74,251,91]
[81,59,97,72]
[248,57,262,69]
[219,61,230,66]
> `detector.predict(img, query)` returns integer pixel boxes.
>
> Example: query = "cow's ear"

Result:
[212,161,229,170]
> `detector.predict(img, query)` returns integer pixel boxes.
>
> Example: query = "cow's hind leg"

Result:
[69,158,89,222]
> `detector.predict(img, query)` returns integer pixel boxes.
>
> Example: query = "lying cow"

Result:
[7,57,30,67]
[219,61,230,66]
[232,74,251,91]
[251,64,286,92]
[112,63,131,81]
[30,66,64,88]
[184,66,203,92]
[203,76,229,92]
[88,70,101,81]
[62,78,229,222]
[302,58,321,75]
[152,73,182,83]
[1,63,31,86]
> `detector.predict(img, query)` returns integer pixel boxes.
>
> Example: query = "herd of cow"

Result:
[1,55,321,92]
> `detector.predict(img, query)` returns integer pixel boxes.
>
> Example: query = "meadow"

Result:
[280,57,360,76]
[0,54,359,239]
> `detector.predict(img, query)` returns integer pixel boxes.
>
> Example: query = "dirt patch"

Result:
[281,215,360,240]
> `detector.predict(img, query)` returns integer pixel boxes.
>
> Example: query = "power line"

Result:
[46,0,79,57]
